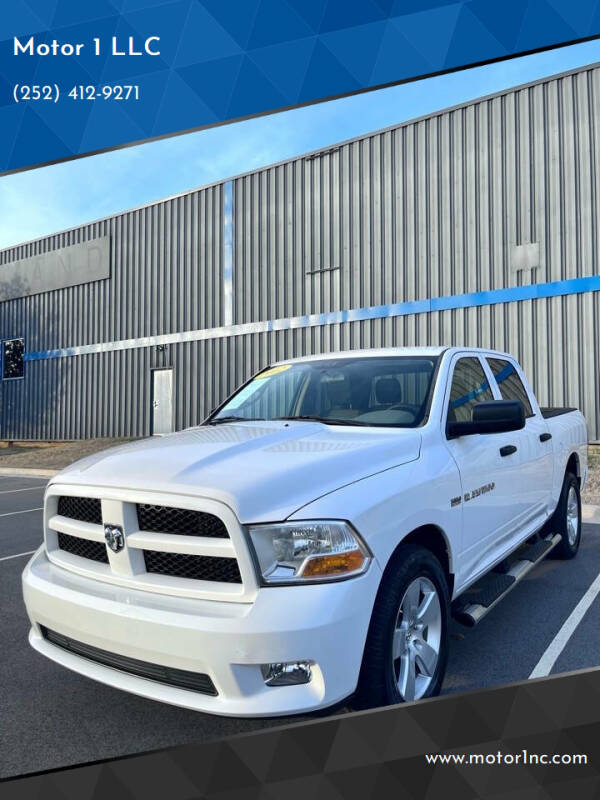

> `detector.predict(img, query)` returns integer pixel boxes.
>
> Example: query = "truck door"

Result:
[444,355,529,589]
[486,356,554,527]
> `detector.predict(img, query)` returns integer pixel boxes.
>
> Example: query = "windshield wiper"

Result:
[210,414,369,426]
[208,416,265,425]
[275,415,369,426]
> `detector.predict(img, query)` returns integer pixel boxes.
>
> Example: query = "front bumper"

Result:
[22,546,381,717]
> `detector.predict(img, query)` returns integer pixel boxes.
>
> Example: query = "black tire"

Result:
[547,472,582,559]
[352,544,450,710]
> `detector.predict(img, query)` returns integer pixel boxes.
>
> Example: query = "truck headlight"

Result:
[247,520,371,584]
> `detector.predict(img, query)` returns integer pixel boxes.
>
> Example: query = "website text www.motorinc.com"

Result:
[425,750,589,766]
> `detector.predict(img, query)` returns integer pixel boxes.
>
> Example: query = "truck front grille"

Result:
[143,550,242,583]
[57,496,102,525]
[47,492,247,598]
[136,504,229,538]
[41,627,218,695]
[57,532,108,564]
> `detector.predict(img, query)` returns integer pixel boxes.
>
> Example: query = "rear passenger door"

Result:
[444,355,530,589]
[486,356,554,527]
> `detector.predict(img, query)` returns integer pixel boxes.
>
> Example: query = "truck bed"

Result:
[540,407,577,419]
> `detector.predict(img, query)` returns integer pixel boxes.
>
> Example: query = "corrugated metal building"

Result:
[1,61,599,440]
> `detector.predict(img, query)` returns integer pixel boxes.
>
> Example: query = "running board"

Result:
[452,534,562,627]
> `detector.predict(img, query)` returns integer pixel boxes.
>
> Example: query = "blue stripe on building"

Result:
[24,274,600,364]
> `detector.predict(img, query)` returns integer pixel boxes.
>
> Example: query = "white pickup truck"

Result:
[22,347,588,715]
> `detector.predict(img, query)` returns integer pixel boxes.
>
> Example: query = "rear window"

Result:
[487,358,534,417]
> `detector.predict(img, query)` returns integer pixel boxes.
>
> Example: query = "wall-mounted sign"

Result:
[0,236,110,301]
[510,242,540,273]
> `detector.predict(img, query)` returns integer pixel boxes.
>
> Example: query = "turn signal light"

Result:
[301,549,366,577]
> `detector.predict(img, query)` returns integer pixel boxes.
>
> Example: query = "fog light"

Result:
[261,661,312,686]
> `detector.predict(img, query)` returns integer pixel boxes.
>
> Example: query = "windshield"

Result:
[209,356,439,428]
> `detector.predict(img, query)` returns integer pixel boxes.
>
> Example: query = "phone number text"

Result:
[13,84,140,103]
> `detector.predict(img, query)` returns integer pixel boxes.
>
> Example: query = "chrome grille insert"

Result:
[143,550,242,583]
[57,496,102,525]
[57,532,108,563]
[136,504,229,538]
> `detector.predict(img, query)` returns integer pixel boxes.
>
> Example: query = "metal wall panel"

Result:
[0,185,224,351]
[0,184,225,439]
[232,66,600,321]
[1,64,599,440]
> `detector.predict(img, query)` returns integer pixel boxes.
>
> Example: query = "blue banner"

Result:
[1,0,599,174]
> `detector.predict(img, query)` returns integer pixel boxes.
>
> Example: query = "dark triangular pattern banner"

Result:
[3,668,600,799]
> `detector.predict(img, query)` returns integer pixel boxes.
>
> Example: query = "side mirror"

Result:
[447,400,525,439]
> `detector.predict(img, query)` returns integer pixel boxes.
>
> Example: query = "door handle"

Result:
[539,432,552,442]
[500,445,517,457]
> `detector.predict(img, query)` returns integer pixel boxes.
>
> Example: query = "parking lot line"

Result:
[0,475,48,480]
[529,569,600,678]
[0,549,36,562]
[0,507,43,518]
[0,486,45,495]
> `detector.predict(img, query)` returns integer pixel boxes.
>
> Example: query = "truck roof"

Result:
[272,346,512,366]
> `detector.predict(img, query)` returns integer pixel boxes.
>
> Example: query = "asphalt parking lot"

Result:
[2,474,600,779]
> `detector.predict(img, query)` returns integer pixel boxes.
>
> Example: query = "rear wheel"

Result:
[549,472,581,559]
[352,544,449,710]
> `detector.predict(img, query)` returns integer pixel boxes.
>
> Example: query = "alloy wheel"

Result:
[566,485,579,546]
[392,576,442,701]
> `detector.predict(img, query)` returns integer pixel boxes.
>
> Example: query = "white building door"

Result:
[152,369,173,435]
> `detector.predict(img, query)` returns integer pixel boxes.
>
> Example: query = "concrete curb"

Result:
[583,504,600,524]
[0,467,58,478]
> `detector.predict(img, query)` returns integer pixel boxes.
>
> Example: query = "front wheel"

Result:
[549,472,582,559]
[352,545,450,710]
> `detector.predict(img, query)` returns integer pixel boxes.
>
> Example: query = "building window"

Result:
[3,339,24,379]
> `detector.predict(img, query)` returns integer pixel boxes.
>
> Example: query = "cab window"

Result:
[447,357,493,425]
[487,358,534,417]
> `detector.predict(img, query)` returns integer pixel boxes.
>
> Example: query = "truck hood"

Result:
[52,421,421,522]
